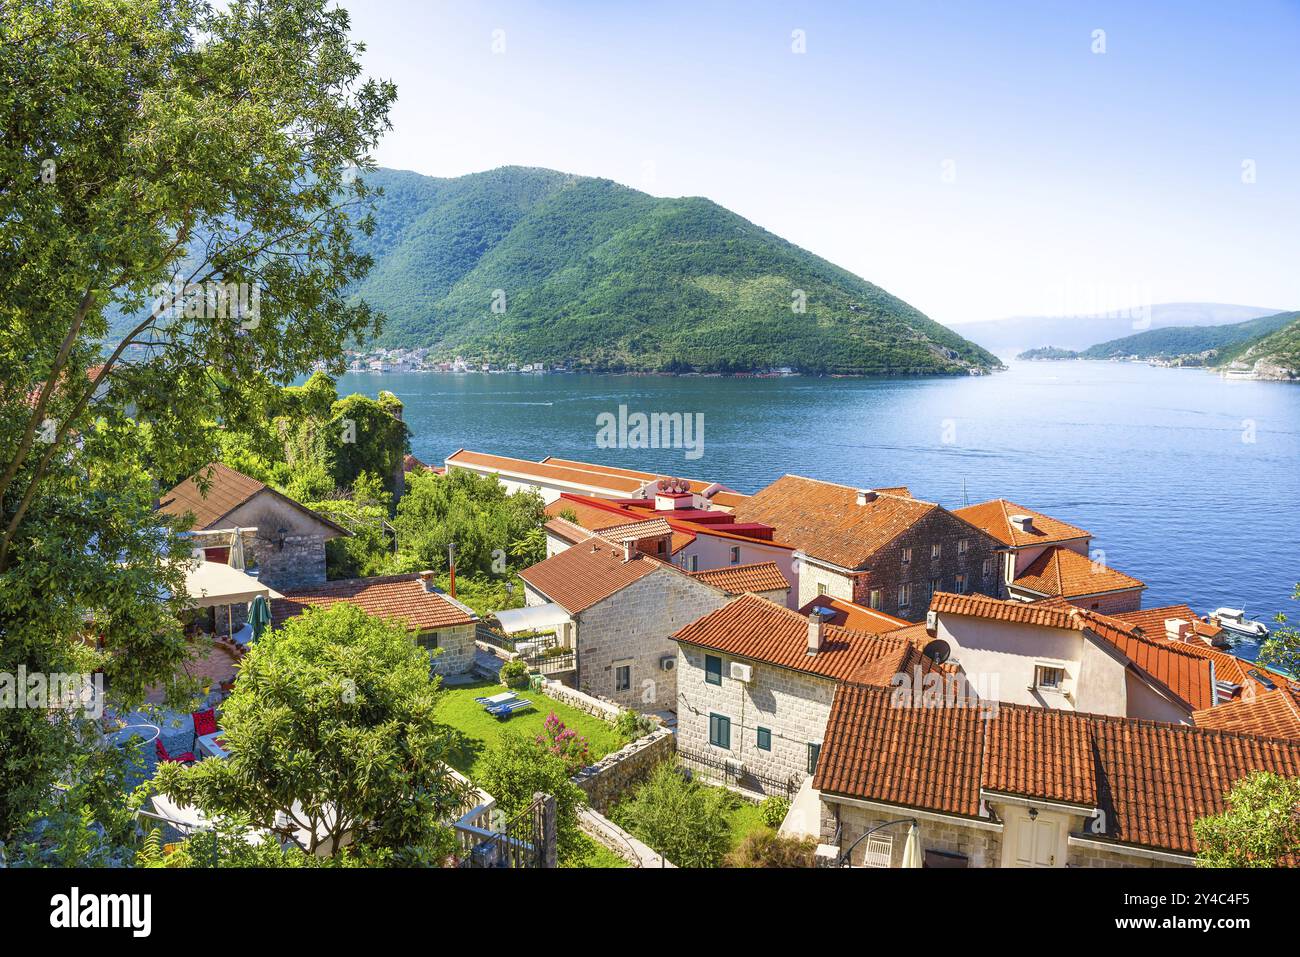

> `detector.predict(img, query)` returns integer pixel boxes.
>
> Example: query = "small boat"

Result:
[1211,607,1269,639]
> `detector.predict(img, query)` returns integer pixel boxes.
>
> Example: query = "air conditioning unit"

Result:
[925,610,938,635]
[729,662,753,683]
[660,655,676,672]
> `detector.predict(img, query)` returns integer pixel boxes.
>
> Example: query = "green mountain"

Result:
[1078,311,1299,360]
[1214,313,1300,379]
[1016,346,1079,360]
[347,167,998,374]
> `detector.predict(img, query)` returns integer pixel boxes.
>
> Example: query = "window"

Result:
[688,555,699,572]
[817,582,828,596]
[709,713,731,749]
[898,583,912,608]
[615,665,631,692]
[930,543,942,560]
[957,538,969,556]
[729,546,741,565]
[955,573,967,594]
[757,727,771,751]
[806,742,821,775]
[928,576,940,597]
[863,833,894,868]
[705,654,723,686]
[901,547,912,566]
[1034,664,1066,691]
[655,539,666,555]
[982,558,994,579]
[416,632,439,651]
[869,589,882,609]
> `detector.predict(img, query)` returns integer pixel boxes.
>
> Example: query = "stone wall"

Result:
[540,679,625,722]
[821,799,1002,868]
[575,567,730,713]
[578,807,676,867]
[676,643,834,791]
[572,728,675,813]
[251,534,327,592]
[426,622,477,677]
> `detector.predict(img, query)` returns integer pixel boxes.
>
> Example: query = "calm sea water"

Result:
[337,361,1300,660]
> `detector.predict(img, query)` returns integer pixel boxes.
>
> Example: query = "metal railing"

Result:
[456,792,556,868]
[677,746,801,801]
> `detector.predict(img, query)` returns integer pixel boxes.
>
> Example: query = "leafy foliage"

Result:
[499,659,531,690]
[477,731,586,857]
[1194,771,1300,867]
[759,795,791,829]
[348,167,999,375]
[1214,313,1300,375]
[1080,311,1299,360]
[1258,584,1300,680]
[152,603,470,861]
[0,0,393,843]
[535,712,592,775]
[610,762,733,867]
[724,830,816,868]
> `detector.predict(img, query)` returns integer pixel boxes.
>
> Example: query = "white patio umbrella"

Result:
[227,527,246,570]
[900,822,922,868]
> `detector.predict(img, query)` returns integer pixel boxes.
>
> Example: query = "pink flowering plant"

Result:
[536,711,591,774]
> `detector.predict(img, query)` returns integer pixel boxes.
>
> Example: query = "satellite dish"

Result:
[922,639,951,665]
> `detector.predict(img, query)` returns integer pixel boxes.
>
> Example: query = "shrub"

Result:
[478,732,586,857]
[614,709,655,743]
[760,795,791,829]
[725,831,816,868]
[535,712,591,775]
[499,659,530,689]
[611,762,732,867]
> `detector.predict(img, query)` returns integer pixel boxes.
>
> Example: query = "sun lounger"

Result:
[488,698,533,720]
[475,691,518,707]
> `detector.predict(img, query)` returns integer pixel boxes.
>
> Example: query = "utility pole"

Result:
[448,541,457,598]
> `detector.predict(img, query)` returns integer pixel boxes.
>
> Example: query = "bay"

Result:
[336,360,1300,660]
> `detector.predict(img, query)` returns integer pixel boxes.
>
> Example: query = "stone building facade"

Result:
[675,644,835,793]
[422,621,477,678]
[571,568,730,713]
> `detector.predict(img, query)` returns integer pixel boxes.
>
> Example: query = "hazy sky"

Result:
[346,1,1300,326]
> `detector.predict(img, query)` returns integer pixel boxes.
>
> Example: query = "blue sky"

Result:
[346,1,1300,326]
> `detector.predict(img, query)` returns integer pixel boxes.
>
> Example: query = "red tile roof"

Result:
[689,562,790,595]
[798,596,912,635]
[814,682,1300,855]
[1012,545,1145,599]
[519,538,673,614]
[271,574,476,631]
[932,592,1214,712]
[953,499,1091,548]
[1112,604,1225,645]
[446,450,645,494]
[540,457,748,508]
[157,462,347,536]
[673,593,931,683]
[732,475,938,569]
[543,493,778,553]
[1194,687,1300,739]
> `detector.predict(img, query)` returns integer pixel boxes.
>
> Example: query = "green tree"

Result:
[153,603,471,861]
[1258,584,1300,679]
[477,732,586,858]
[0,0,394,842]
[1194,771,1300,867]
[611,762,733,867]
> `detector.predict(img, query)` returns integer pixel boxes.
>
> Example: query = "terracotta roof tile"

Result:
[689,562,790,595]
[815,682,1300,855]
[447,450,645,494]
[1013,545,1145,599]
[798,596,912,635]
[540,457,745,506]
[953,499,1091,548]
[732,475,937,569]
[1194,687,1300,739]
[158,462,267,529]
[519,538,670,614]
[673,593,929,683]
[1112,604,1225,645]
[271,574,476,631]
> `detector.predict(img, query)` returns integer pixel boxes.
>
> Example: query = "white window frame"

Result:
[614,664,632,692]
[930,543,941,560]
[729,546,741,565]
[869,588,882,609]
[1033,663,1068,692]
[901,547,912,566]
[957,538,969,556]
[898,583,912,608]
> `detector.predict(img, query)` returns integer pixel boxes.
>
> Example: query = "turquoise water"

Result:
[337,360,1300,660]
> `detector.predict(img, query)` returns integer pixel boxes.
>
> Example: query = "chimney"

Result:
[856,489,877,506]
[807,613,823,656]
[622,540,636,563]
[1164,618,1192,643]
[1009,514,1034,533]
[419,570,435,593]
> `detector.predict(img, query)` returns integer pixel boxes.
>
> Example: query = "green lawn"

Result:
[719,793,772,852]
[435,679,625,779]
[562,833,629,869]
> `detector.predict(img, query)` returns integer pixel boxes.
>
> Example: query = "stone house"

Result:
[732,475,1002,619]
[810,681,1300,868]
[270,571,479,678]
[671,593,939,792]
[158,461,348,592]
[517,534,731,713]
[954,499,1145,613]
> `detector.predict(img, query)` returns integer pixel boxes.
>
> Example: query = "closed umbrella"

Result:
[900,822,922,868]
[227,528,246,571]
[247,594,272,642]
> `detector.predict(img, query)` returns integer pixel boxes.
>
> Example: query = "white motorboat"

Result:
[1212,607,1269,639]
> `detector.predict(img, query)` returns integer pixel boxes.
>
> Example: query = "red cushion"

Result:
[192,709,218,737]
